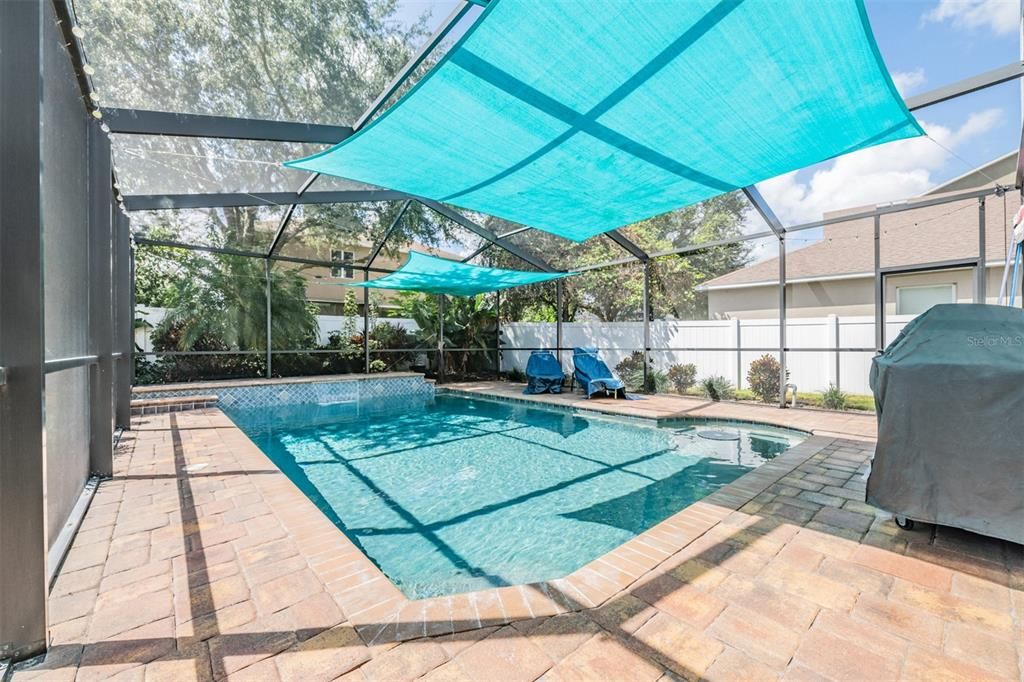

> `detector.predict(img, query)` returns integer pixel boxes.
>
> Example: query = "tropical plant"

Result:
[746,354,786,403]
[505,367,526,383]
[153,255,318,353]
[821,383,849,410]
[400,292,497,378]
[667,363,697,393]
[700,375,735,401]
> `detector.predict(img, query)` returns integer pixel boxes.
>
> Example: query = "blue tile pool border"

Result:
[133,374,434,410]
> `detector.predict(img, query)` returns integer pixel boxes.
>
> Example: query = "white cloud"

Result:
[924,0,1019,35]
[891,68,926,96]
[755,108,1005,226]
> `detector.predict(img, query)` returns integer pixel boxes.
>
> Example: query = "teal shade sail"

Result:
[287,0,922,242]
[348,251,574,296]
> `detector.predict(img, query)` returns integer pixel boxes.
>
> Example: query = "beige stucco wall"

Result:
[707,266,1009,319]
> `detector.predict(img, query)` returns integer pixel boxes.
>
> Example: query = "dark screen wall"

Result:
[42,0,94,549]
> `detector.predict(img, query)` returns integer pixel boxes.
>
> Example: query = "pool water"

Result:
[227,393,803,598]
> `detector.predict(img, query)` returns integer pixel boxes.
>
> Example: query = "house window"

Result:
[331,249,354,279]
[896,283,955,315]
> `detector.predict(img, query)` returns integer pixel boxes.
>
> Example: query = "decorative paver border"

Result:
[189,399,835,646]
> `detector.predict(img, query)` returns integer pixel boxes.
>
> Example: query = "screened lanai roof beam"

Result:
[365,199,412,268]
[354,1,477,131]
[742,186,786,237]
[606,230,649,261]
[460,226,532,262]
[267,172,321,256]
[904,61,1024,112]
[265,1,479,267]
[133,236,403,274]
[122,189,407,211]
[101,108,352,144]
[418,199,555,272]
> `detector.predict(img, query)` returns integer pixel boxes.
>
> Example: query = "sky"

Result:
[393,0,1022,240]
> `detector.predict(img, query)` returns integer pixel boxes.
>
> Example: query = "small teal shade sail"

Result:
[286,0,922,242]
[344,251,575,297]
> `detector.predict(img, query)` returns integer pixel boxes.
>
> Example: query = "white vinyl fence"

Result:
[501,315,915,395]
[137,305,916,395]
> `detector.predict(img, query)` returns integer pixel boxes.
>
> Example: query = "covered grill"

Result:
[868,304,1024,544]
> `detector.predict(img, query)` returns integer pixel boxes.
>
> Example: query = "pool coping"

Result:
[193,398,837,645]
[436,387,814,437]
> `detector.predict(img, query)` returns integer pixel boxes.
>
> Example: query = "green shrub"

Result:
[643,368,669,394]
[667,363,697,394]
[821,383,848,410]
[368,359,387,373]
[746,354,786,403]
[614,351,647,391]
[506,367,526,383]
[700,375,735,401]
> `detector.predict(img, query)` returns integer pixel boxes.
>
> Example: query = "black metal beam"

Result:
[366,200,412,268]
[122,189,408,211]
[132,236,403,274]
[743,186,786,236]
[418,199,556,272]
[606,229,649,261]
[460,226,532,262]
[87,124,114,477]
[905,61,1024,112]
[267,173,321,256]
[101,108,352,144]
[354,2,475,130]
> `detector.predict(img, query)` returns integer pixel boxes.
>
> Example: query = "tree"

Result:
[398,292,497,377]
[153,255,318,353]
[482,193,753,322]
[79,0,463,260]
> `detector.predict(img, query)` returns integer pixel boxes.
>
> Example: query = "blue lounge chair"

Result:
[523,350,565,394]
[572,347,626,398]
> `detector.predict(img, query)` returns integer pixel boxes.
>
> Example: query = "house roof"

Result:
[702,153,1019,291]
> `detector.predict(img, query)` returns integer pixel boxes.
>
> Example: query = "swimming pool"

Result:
[227,392,804,599]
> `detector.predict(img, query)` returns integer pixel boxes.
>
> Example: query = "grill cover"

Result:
[868,304,1024,543]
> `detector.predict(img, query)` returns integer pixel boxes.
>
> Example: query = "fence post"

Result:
[826,314,840,390]
[976,197,986,303]
[733,318,742,389]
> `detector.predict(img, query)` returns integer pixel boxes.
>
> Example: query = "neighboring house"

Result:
[701,152,1022,319]
[290,239,461,315]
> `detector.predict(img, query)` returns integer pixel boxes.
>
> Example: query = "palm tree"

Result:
[155,254,318,353]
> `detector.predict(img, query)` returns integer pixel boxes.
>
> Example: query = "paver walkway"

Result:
[12,387,1020,681]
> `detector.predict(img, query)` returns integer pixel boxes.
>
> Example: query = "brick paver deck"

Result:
[13,385,1021,681]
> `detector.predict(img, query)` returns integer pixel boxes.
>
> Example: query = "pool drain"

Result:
[698,429,741,441]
